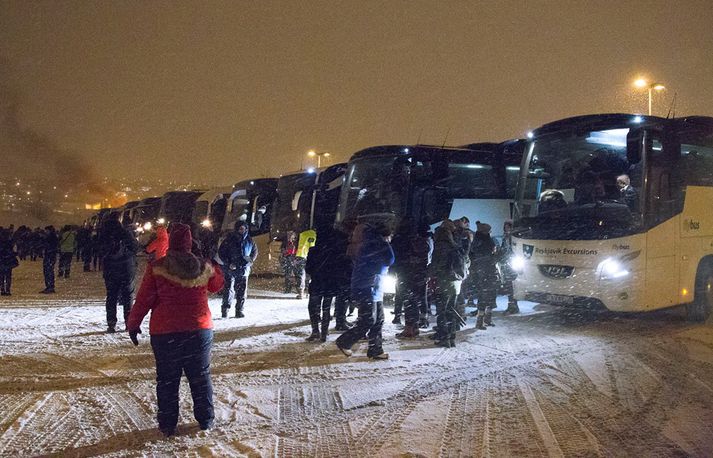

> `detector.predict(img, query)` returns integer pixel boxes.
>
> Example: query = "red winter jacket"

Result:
[127,252,224,335]
[145,226,169,260]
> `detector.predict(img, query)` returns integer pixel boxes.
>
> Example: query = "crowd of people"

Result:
[0,214,519,436]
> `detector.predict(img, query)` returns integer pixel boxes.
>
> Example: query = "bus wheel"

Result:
[688,264,713,323]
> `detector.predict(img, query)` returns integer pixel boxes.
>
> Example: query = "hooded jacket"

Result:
[218,229,257,277]
[350,227,394,302]
[145,226,169,260]
[128,225,224,335]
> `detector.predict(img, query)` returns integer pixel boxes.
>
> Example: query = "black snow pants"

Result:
[307,294,334,337]
[151,329,214,431]
[336,297,385,357]
[104,277,134,328]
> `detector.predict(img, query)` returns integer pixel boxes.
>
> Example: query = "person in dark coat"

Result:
[470,221,498,329]
[304,226,345,342]
[101,219,139,332]
[30,227,43,261]
[218,221,258,318]
[392,220,432,338]
[40,226,59,293]
[331,225,355,331]
[499,220,519,314]
[75,224,91,263]
[335,222,394,359]
[429,220,470,347]
[0,228,19,296]
[127,223,224,437]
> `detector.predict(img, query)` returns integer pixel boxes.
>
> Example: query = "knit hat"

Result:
[475,221,492,234]
[169,223,192,252]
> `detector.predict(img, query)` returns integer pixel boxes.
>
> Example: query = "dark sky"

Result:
[1,0,712,186]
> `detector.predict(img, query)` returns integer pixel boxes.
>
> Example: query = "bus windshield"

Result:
[272,173,316,235]
[516,127,643,239]
[338,156,411,224]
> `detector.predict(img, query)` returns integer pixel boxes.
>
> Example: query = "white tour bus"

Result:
[511,114,713,321]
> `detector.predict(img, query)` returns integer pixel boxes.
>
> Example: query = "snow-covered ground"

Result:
[2,260,713,457]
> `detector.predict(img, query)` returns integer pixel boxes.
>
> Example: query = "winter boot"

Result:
[505,299,520,314]
[221,307,228,319]
[418,316,430,329]
[320,320,329,342]
[306,332,320,342]
[475,313,486,330]
[484,307,494,326]
[296,289,305,300]
[396,324,419,338]
[235,307,244,318]
[391,315,402,325]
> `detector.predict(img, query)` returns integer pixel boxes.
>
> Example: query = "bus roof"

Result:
[231,177,278,192]
[348,144,478,161]
[533,113,713,138]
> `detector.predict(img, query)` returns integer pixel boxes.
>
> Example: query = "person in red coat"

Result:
[127,223,224,437]
[145,225,168,261]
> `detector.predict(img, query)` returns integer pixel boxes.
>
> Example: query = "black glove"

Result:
[129,328,142,346]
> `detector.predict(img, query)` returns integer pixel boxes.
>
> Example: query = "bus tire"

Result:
[688,263,713,323]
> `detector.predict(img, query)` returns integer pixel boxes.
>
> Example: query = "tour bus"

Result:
[335,142,523,238]
[220,178,279,274]
[118,200,140,227]
[156,190,206,226]
[191,188,231,231]
[510,113,713,321]
[132,196,161,232]
[270,163,348,256]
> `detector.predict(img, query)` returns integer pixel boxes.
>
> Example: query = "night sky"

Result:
[1,0,712,186]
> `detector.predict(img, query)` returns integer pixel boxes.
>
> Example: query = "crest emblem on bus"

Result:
[523,244,534,259]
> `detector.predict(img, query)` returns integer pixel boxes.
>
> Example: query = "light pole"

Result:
[634,78,665,115]
[307,150,330,168]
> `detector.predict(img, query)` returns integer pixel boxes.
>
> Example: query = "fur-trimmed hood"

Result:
[152,251,214,288]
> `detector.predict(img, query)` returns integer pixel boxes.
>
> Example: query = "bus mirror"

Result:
[626,130,642,164]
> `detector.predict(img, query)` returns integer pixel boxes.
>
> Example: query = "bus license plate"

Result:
[545,294,574,305]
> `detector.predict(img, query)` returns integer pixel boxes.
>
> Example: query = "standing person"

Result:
[127,223,224,437]
[101,219,139,333]
[145,225,169,261]
[335,222,394,359]
[394,220,432,338]
[470,221,498,330]
[279,231,298,294]
[218,221,257,318]
[0,229,19,296]
[57,225,76,279]
[294,228,316,299]
[499,220,519,314]
[91,230,103,271]
[389,218,414,326]
[40,226,59,294]
[30,227,42,261]
[75,224,91,262]
[81,229,94,272]
[332,223,355,331]
[429,220,470,347]
[304,226,342,342]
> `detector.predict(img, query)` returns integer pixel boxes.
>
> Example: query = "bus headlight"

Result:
[201,219,212,228]
[157,218,166,225]
[599,258,629,279]
[381,274,397,294]
[510,255,526,272]
[143,222,153,231]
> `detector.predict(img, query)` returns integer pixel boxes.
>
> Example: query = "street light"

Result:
[634,78,665,116]
[307,150,330,168]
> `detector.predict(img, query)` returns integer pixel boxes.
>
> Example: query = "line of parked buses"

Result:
[88,113,713,322]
